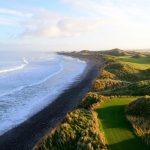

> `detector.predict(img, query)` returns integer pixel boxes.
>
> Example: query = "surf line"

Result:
[0,58,29,74]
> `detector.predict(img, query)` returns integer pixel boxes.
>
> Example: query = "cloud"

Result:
[0,8,32,17]
[0,17,17,26]
[61,0,150,23]
[2,0,150,40]
[21,9,107,38]
[0,8,32,26]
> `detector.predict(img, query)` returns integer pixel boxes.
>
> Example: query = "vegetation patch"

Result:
[93,79,128,92]
[126,97,150,146]
[33,108,108,150]
[100,70,116,79]
[94,52,150,96]
[103,80,150,96]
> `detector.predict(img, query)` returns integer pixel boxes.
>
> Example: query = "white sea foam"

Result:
[0,58,28,74]
[0,61,63,98]
[76,58,86,64]
[63,55,86,64]
[0,54,86,136]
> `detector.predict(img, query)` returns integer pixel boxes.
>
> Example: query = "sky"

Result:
[1,0,150,51]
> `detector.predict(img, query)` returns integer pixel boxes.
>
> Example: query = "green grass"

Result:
[117,56,150,70]
[96,97,149,150]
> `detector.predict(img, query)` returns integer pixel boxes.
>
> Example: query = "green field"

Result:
[96,97,149,150]
[117,56,150,70]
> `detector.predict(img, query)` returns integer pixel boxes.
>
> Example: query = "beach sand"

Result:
[0,59,101,150]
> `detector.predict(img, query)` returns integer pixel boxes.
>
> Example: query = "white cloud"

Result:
[0,8,32,26]
[2,0,150,51]
[0,8,32,17]
[0,17,17,26]
[3,0,150,39]
[21,9,107,38]
[61,0,150,23]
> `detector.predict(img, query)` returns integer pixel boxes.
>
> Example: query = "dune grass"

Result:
[96,97,149,150]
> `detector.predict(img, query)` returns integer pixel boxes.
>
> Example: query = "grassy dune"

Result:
[126,97,150,146]
[94,52,150,96]
[96,97,148,150]
[34,103,108,150]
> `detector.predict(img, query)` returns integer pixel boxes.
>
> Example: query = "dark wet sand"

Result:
[0,59,101,150]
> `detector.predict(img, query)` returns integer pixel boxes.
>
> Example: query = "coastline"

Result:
[0,56,102,150]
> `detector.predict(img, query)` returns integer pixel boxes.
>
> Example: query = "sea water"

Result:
[0,51,86,135]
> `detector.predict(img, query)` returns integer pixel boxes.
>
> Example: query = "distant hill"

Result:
[100,48,129,56]
[58,48,150,58]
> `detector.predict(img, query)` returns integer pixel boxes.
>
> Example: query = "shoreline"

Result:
[0,57,102,150]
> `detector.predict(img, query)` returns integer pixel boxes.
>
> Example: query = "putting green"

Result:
[96,97,149,150]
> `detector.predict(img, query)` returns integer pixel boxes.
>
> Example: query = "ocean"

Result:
[0,51,86,135]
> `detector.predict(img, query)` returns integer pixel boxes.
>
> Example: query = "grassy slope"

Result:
[126,97,150,145]
[34,109,107,150]
[96,97,148,150]
[98,53,150,96]
[117,56,150,70]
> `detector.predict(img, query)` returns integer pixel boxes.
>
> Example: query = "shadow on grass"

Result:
[109,137,149,150]
[96,105,133,129]
[96,105,149,150]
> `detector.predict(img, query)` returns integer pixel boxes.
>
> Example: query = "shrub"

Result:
[33,109,108,150]
[100,70,116,79]
[79,92,108,109]
[126,97,150,146]
[93,79,127,91]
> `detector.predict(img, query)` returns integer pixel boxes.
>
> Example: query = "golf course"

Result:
[117,55,150,70]
[96,97,149,150]
[34,50,150,150]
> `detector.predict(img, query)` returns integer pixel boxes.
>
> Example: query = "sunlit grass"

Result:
[117,56,150,70]
[96,97,148,150]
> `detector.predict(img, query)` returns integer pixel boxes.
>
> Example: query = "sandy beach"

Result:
[0,58,101,150]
